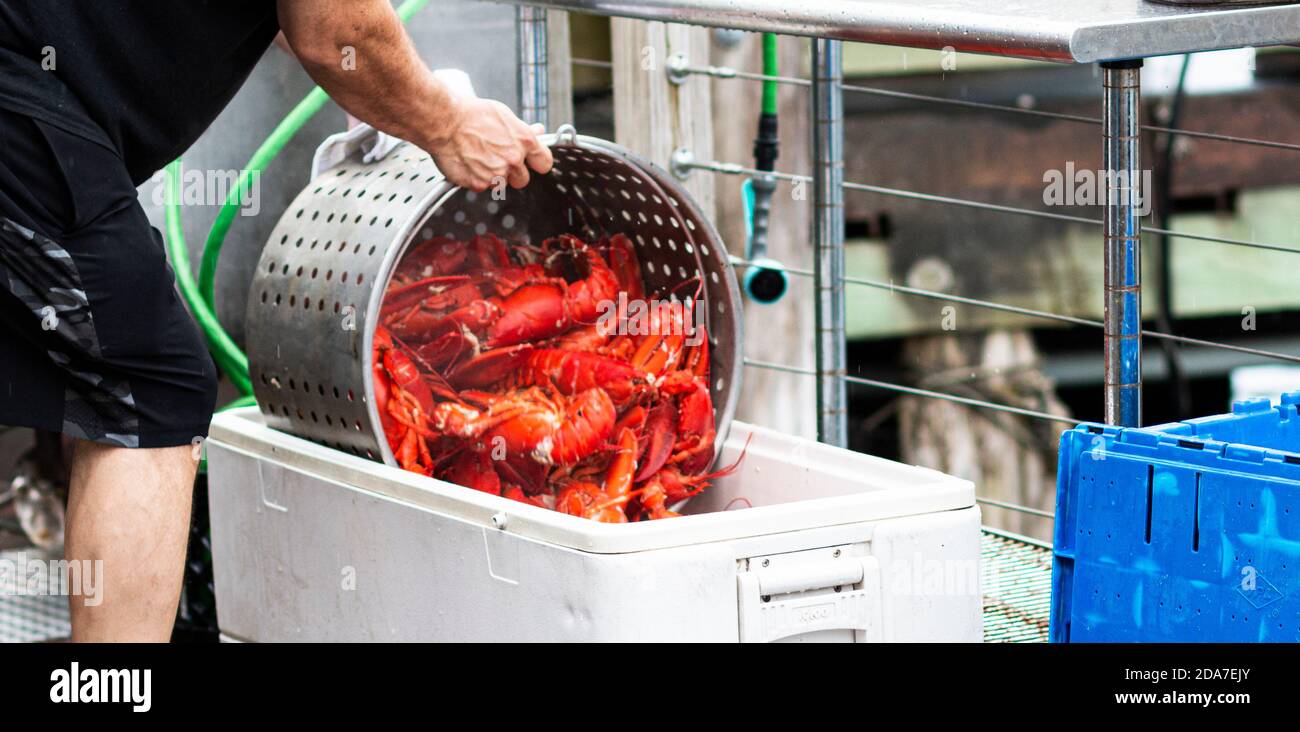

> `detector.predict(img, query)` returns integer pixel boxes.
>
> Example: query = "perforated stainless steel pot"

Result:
[246,127,742,468]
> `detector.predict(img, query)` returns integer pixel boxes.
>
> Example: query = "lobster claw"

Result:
[394,237,470,281]
[605,427,638,502]
[439,451,502,495]
[504,485,550,508]
[658,371,715,474]
[634,399,678,482]
[606,233,644,301]
[468,233,512,271]
[381,275,475,317]
[496,456,549,496]
[415,327,478,372]
[446,344,535,390]
[487,281,569,348]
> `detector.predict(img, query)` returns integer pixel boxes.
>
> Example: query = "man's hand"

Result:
[432,98,553,191]
[277,0,551,191]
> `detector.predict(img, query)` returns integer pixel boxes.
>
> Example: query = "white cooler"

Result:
[205,408,982,642]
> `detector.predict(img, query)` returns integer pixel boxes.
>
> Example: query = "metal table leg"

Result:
[812,38,848,446]
[1102,60,1143,427]
[517,6,549,125]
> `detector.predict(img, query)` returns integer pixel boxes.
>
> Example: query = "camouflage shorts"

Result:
[0,107,217,448]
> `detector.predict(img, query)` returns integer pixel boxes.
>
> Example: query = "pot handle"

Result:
[553,123,579,147]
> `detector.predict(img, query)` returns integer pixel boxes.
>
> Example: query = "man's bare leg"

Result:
[65,441,198,642]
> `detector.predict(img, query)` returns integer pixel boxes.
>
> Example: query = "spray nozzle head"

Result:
[743,256,789,305]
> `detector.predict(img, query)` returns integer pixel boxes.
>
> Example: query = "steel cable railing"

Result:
[743,357,1066,519]
[742,357,1076,425]
[578,55,1300,252]
[730,256,1300,365]
[570,54,1300,524]
[683,158,1300,256]
[661,60,1300,154]
[580,56,1300,151]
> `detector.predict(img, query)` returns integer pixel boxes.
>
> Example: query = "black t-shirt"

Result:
[0,1,280,184]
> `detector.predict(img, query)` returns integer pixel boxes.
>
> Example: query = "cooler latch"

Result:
[737,548,882,643]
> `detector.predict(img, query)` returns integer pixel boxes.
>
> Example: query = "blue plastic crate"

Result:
[1051,394,1300,642]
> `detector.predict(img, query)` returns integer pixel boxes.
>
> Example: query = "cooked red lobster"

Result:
[371,232,735,522]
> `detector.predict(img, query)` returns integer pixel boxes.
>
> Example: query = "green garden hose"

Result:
[164,160,253,397]
[218,394,257,411]
[197,87,330,312]
[761,32,779,117]
[743,32,788,305]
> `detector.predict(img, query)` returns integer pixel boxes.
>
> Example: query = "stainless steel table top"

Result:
[505,0,1300,63]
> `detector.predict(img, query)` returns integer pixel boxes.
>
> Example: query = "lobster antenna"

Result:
[704,432,754,482]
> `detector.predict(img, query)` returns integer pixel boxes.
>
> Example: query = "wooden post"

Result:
[711,34,817,439]
[611,19,715,219]
[613,25,816,438]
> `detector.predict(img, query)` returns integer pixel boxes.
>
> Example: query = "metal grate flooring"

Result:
[981,530,1053,643]
[0,548,71,643]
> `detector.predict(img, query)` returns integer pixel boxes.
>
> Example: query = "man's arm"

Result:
[277,0,551,191]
